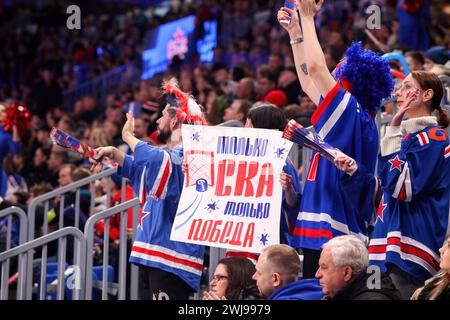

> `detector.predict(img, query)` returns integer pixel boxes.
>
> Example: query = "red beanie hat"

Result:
[263,90,288,108]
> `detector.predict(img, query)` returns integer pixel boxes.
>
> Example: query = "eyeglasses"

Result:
[210,275,228,282]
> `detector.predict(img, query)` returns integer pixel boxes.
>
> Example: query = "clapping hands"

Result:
[202,291,226,300]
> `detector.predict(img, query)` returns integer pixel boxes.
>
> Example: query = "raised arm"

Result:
[277,5,321,105]
[364,29,390,53]
[122,111,140,152]
[297,0,336,98]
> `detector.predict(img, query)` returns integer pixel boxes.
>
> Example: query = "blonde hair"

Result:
[411,237,450,300]
[411,270,450,300]
[261,244,301,284]
[89,128,113,148]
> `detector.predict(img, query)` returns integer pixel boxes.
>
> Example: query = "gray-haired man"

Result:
[316,235,402,300]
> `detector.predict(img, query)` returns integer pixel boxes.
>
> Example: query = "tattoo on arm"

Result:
[301,63,308,75]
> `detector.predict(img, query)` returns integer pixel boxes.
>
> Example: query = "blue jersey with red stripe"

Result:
[292,83,379,250]
[119,141,204,291]
[369,125,450,281]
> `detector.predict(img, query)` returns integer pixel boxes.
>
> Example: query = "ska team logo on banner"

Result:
[170,125,293,253]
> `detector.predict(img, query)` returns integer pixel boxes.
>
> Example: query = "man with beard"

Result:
[91,80,206,300]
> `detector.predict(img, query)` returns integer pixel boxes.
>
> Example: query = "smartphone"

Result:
[127,102,142,117]
[280,0,295,25]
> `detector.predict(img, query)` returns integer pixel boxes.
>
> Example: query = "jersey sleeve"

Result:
[310,83,358,143]
[119,141,173,201]
[378,133,449,202]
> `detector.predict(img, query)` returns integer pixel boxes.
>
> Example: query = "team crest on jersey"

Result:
[388,155,405,172]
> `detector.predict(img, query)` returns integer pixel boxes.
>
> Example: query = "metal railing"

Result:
[84,198,140,300]
[0,227,86,300]
[26,166,121,300]
[28,166,119,241]
[0,207,28,300]
[1,198,141,300]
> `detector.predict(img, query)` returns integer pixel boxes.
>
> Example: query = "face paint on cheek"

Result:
[406,88,420,103]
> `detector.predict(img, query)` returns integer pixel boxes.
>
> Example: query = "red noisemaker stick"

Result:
[50,127,95,159]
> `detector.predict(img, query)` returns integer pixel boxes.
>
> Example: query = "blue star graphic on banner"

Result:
[260,233,269,246]
[206,200,219,212]
[192,132,200,141]
[275,147,286,158]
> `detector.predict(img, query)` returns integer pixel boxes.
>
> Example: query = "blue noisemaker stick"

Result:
[282,119,337,163]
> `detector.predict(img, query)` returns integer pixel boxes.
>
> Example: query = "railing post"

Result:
[84,198,140,300]
[26,167,118,299]
[0,227,86,300]
[0,207,28,300]
[129,204,139,300]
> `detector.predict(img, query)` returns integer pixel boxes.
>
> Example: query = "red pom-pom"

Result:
[3,103,32,137]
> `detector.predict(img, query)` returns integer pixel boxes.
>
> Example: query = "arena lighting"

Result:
[141,15,217,80]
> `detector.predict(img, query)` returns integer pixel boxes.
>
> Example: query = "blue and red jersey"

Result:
[368,122,450,280]
[291,83,379,250]
[119,141,204,291]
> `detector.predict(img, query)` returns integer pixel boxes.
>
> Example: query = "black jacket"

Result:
[332,269,402,300]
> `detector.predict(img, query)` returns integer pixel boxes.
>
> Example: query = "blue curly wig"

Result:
[335,42,394,113]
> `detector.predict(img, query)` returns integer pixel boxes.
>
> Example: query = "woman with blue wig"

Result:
[277,0,393,278]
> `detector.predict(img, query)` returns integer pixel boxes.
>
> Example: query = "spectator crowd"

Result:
[0,0,450,300]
